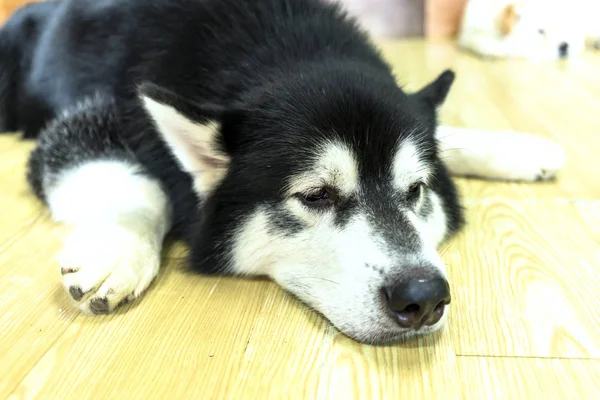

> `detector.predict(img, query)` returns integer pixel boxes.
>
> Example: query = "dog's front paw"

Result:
[501,134,566,182]
[439,128,567,182]
[58,224,160,314]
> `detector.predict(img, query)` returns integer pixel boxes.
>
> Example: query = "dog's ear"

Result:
[411,69,455,109]
[499,3,519,36]
[138,83,231,196]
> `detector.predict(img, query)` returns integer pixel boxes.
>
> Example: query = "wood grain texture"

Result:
[449,199,600,358]
[456,356,600,399]
[1,40,600,400]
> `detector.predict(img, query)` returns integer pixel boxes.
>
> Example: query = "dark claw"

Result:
[89,298,110,314]
[69,286,85,301]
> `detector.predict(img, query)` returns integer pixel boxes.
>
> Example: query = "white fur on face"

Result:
[392,139,431,190]
[230,201,450,343]
[285,141,359,197]
[233,141,360,276]
[141,96,229,195]
[229,140,451,343]
[231,207,400,342]
[405,191,448,275]
[47,160,171,314]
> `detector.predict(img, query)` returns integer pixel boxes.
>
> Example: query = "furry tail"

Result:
[436,125,566,182]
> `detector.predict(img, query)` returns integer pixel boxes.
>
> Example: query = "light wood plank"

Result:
[7,278,328,399]
[0,137,44,245]
[0,215,77,398]
[323,332,457,400]
[448,199,600,358]
[6,269,458,399]
[0,134,21,153]
[457,356,600,400]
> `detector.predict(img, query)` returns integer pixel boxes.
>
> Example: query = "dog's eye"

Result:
[407,182,424,200]
[538,29,546,35]
[301,188,337,207]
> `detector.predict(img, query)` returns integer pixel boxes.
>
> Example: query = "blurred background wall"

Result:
[426,0,468,38]
[1,0,469,38]
[322,0,468,38]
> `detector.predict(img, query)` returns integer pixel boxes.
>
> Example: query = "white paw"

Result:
[58,223,161,314]
[486,132,566,182]
[438,128,566,182]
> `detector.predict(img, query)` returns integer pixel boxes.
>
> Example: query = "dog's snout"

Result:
[558,42,569,58]
[383,277,450,329]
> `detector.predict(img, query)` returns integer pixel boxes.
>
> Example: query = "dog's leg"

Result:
[28,99,171,314]
[49,160,170,314]
[436,125,566,182]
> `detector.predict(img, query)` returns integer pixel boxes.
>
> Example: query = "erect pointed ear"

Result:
[411,69,456,109]
[138,82,230,196]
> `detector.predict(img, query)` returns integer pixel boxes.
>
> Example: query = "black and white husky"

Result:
[0,0,565,344]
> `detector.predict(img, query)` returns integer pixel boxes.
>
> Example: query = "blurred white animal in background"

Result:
[458,0,600,60]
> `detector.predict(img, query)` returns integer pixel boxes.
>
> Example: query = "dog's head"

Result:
[139,68,462,344]
[496,1,586,59]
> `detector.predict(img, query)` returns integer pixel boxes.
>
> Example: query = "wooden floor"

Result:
[1,40,599,400]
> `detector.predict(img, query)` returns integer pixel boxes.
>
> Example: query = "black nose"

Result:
[383,277,451,329]
[559,42,569,58]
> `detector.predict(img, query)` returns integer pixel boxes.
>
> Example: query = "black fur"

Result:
[26,98,132,201]
[1,0,464,273]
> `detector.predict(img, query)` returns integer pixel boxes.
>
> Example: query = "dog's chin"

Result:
[340,308,449,346]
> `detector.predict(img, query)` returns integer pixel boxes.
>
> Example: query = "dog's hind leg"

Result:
[27,97,172,314]
[435,125,566,182]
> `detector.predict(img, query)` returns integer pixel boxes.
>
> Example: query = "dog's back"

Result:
[0,1,61,133]
[1,0,391,138]
[2,0,410,241]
